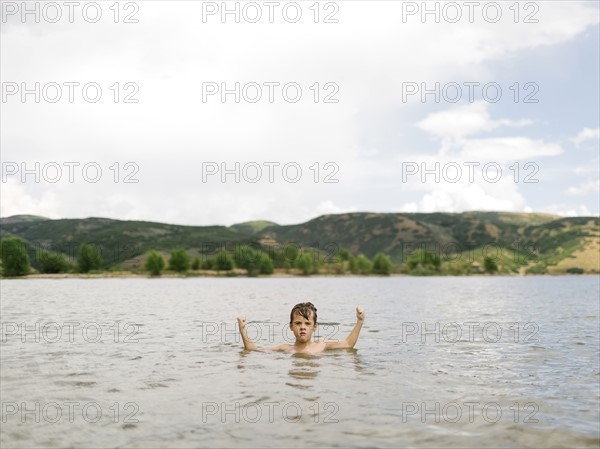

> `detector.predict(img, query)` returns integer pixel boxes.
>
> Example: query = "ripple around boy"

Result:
[237,302,365,354]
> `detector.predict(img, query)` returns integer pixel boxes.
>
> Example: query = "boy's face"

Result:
[289,311,317,343]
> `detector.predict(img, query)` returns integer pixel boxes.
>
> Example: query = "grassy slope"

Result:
[1,217,253,269]
[258,211,559,258]
[1,212,598,273]
[229,220,279,235]
[258,212,597,273]
[0,215,50,225]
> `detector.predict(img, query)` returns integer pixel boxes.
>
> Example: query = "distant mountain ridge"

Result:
[0,215,50,225]
[230,220,278,235]
[1,212,598,273]
[256,211,562,255]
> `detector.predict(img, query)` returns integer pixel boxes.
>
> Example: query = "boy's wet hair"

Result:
[290,302,317,325]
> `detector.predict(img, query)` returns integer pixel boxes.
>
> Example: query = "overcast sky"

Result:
[1,1,599,226]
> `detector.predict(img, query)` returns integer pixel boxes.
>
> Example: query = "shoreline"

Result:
[1,271,596,280]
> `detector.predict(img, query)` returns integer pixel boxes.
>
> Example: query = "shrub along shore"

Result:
[1,236,591,278]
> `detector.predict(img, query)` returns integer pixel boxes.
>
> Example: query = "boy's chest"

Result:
[305,341,326,353]
[289,340,326,353]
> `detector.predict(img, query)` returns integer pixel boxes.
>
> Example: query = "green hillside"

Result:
[258,211,559,259]
[0,215,50,224]
[257,212,597,273]
[0,217,254,270]
[230,220,279,235]
[1,212,598,274]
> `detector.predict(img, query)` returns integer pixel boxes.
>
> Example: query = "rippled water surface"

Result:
[1,276,599,448]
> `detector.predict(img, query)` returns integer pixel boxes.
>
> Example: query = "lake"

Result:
[1,276,599,448]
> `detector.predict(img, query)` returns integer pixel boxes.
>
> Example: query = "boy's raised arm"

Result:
[325,306,365,350]
[237,315,288,351]
[237,315,258,350]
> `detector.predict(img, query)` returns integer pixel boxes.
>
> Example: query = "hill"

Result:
[230,220,279,235]
[258,211,557,257]
[0,217,254,270]
[257,212,597,273]
[1,212,598,274]
[0,215,50,225]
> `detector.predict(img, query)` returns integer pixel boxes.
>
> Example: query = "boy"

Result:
[237,302,365,353]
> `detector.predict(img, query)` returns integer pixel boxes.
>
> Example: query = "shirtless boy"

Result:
[237,302,365,354]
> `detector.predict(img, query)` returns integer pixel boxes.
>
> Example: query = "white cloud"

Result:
[1,1,598,224]
[416,101,532,143]
[460,137,563,162]
[567,179,600,196]
[395,150,530,214]
[0,180,61,218]
[400,181,528,214]
[314,200,354,216]
[398,202,418,213]
[400,101,561,214]
[574,166,598,175]
[571,127,600,145]
[544,204,595,217]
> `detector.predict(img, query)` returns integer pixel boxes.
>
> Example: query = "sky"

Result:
[1,0,599,226]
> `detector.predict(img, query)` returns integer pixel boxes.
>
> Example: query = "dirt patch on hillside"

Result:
[548,236,600,273]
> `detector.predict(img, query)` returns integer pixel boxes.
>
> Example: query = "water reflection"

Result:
[287,353,321,388]
[2,277,598,449]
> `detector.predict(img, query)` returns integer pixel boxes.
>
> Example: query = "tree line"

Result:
[143,245,395,276]
[1,236,503,277]
[0,237,103,276]
[0,236,397,277]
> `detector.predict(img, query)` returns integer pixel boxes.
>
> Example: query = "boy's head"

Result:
[289,302,317,343]
[289,302,317,325]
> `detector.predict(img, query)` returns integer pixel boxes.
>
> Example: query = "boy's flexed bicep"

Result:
[237,316,291,351]
[324,306,365,350]
[323,339,352,349]
[237,315,258,350]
